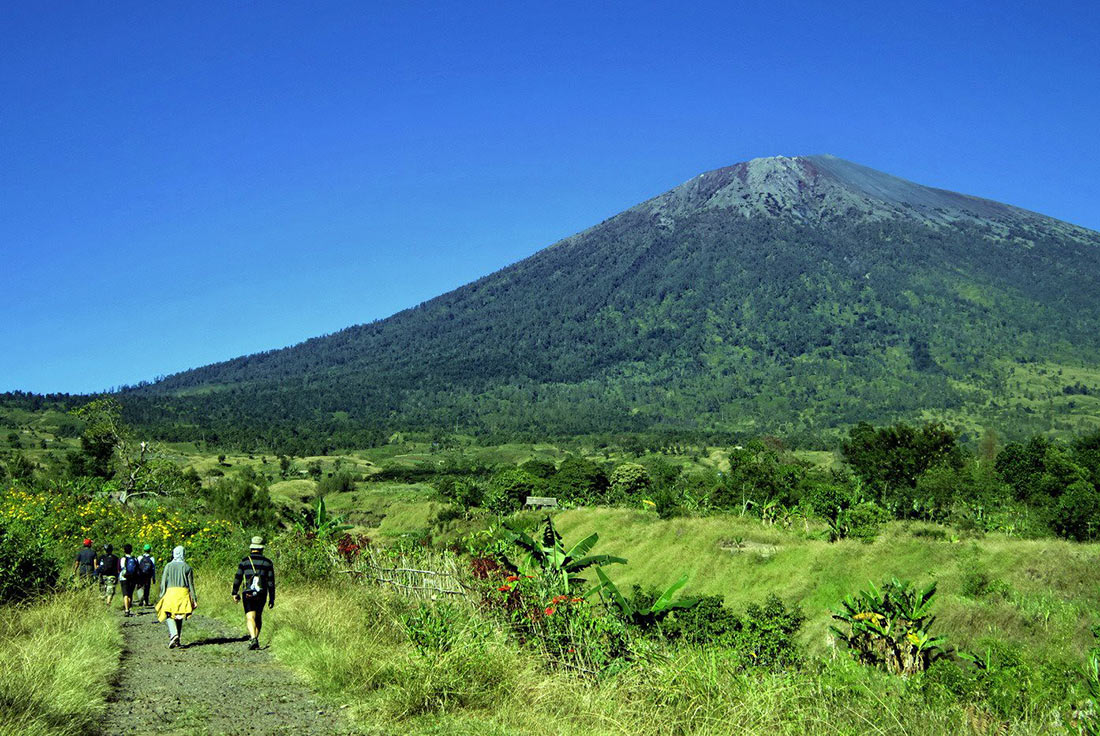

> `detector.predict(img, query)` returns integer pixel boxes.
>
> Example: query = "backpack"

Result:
[242,557,264,599]
[124,556,139,579]
[138,555,154,579]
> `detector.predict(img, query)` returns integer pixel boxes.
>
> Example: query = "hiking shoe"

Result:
[248,638,259,650]
[168,635,180,649]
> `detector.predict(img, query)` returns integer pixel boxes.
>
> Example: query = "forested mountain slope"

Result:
[122,155,1100,447]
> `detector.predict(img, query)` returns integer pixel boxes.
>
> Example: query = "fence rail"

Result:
[348,549,467,599]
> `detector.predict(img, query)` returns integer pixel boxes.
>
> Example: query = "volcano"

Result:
[125,156,1100,446]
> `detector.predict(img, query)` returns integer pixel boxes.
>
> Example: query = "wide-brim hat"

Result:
[249,536,264,549]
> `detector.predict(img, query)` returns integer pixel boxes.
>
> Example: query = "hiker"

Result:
[231,536,275,650]
[119,543,139,616]
[135,544,156,606]
[96,544,120,605]
[73,538,97,585]
[155,545,197,649]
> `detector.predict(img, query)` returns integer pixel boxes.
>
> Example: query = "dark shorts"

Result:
[242,593,266,614]
[120,578,136,597]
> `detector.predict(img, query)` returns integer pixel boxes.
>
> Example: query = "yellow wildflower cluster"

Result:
[0,485,235,560]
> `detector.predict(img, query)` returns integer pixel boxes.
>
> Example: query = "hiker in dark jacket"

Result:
[135,544,156,606]
[96,544,120,604]
[73,538,97,585]
[231,536,275,650]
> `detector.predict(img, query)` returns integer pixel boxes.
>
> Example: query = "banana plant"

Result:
[503,515,626,592]
[590,567,698,627]
[295,496,353,539]
[831,578,946,675]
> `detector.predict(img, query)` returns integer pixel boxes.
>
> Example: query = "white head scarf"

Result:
[172,545,185,562]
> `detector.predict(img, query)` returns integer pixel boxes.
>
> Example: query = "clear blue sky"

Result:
[2,1,1098,393]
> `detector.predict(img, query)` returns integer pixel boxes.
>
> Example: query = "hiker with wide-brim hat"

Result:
[155,545,197,649]
[231,536,275,650]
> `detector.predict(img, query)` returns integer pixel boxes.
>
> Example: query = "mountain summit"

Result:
[127,156,1100,447]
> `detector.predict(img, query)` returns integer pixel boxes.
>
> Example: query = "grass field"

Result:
[0,591,121,736]
[552,508,1100,661]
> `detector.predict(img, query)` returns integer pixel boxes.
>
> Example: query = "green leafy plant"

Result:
[591,567,697,629]
[294,496,352,539]
[503,515,625,593]
[402,602,463,656]
[831,578,948,675]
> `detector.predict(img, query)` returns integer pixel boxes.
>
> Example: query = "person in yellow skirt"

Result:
[155,545,197,649]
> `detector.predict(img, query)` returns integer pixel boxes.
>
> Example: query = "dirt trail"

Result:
[99,606,353,736]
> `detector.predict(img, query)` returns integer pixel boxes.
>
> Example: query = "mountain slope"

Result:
[124,156,1100,446]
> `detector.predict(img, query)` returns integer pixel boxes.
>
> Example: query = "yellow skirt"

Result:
[156,587,195,621]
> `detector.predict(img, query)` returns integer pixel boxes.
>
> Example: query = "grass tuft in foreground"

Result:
[0,590,121,736]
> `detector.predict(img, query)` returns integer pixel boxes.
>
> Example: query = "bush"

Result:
[317,471,355,496]
[1051,480,1100,541]
[737,593,805,668]
[484,469,541,514]
[0,523,59,602]
[271,533,336,582]
[835,501,889,542]
[660,593,741,647]
[609,463,651,502]
[832,578,947,676]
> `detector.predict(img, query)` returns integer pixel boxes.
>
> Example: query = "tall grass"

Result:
[0,590,121,736]
[249,580,1064,735]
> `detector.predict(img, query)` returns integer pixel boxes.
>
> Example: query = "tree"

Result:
[842,422,963,494]
[70,399,187,504]
[609,462,651,501]
[1051,481,1100,541]
[484,469,542,514]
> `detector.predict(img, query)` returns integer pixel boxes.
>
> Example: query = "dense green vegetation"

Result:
[3,397,1100,734]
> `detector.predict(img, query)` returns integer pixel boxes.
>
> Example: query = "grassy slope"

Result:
[0,591,121,736]
[553,509,1100,661]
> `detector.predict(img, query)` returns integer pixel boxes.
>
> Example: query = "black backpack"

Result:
[138,555,154,579]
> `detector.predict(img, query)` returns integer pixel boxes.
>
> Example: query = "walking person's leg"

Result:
[166,617,179,648]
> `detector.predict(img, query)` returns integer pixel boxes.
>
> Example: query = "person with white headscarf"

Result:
[155,545,197,649]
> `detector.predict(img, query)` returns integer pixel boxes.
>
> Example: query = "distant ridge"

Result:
[122,156,1100,448]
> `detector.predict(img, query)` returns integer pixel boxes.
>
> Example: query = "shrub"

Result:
[272,533,336,582]
[737,593,805,668]
[0,523,58,602]
[832,578,948,676]
[833,501,889,542]
[1051,480,1100,541]
[609,463,651,501]
[661,593,742,647]
[550,455,609,505]
[436,477,484,511]
[484,469,541,514]
[402,602,464,656]
[317,471,355,496]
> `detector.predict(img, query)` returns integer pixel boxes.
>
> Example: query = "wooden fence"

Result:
[343,548,467,599]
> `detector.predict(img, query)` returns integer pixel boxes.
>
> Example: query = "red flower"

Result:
[570,597,583,603]
[498,585,512,592]
[505,575,520,582]
[544,607,556,616]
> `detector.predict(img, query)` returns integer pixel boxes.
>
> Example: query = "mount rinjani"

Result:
[3,155,1100,736]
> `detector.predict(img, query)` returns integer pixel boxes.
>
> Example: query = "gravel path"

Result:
[99,605,353,736]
